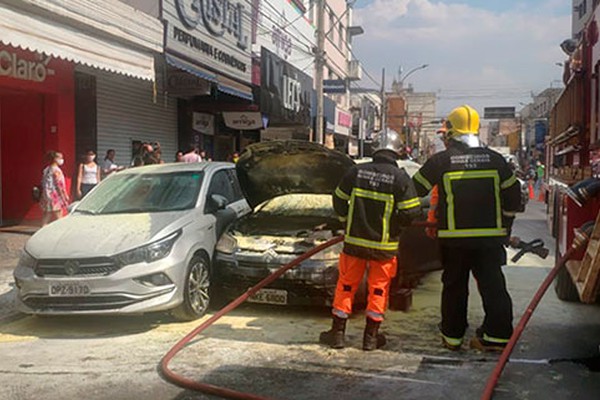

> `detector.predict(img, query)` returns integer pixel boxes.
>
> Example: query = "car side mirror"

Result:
[209,194,228,212]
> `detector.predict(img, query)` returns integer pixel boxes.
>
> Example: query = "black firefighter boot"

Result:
[319,315,347,349]
[363,317,386,351]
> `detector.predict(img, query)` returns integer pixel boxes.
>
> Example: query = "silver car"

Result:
[13,162,251,320]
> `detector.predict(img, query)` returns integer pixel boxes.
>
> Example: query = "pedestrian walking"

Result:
[320,129,422,351]
[102,149,123,178]
[76,150,101,199]
[535,161,545,199]
[40,151,70,225]
[412,105,522,352]
[175,150,184,162]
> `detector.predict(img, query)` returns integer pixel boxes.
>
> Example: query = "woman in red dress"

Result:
[40,151,70,225]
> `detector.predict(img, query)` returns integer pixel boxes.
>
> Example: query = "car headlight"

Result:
[216,233,238,254]
[18,250,37,270]
[115,230,181,267]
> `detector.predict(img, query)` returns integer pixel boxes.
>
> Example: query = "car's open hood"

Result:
[236,140,355,208]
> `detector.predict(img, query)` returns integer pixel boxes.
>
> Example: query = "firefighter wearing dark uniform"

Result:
[413,105,522,351]
[320,129,422,351]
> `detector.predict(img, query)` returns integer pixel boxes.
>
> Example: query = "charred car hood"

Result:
[236,140,355,208]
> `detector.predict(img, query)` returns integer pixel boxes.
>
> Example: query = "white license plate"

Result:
[247,288,288,305]
[48,283,91,297]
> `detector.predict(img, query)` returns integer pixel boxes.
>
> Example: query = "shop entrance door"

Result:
[0,90,45,225]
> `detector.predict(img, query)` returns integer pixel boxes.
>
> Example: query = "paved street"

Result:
[0,201,598,400]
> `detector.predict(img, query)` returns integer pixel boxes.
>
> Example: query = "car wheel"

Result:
[554,265,580,302]
[173,254,211,321]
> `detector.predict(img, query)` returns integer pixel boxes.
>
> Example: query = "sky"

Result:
[352,0,572,118]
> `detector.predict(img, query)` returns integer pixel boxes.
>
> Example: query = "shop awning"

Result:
[165,53,253,101]
[165,54,218,83]
[217,75,254,101]
[0,3,156,80]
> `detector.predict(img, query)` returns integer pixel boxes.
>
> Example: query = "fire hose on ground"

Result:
[160,235,344,400]
[481,221,594,400]
[159,219,573,400]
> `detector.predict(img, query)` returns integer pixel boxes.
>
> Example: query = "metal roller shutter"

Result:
[95,71,178,167]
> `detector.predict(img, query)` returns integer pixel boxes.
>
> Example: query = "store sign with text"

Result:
[259,47,312,126]
[193,112,215,135]
[335,109,352,136]
[223,112,263,130]
[162,0,252,83]
[0,48,54,83]
[323,79,347,94]
[167,70,211,97]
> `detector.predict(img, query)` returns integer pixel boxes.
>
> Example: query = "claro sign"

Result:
[163,0,252,83]
[0,50,54,83]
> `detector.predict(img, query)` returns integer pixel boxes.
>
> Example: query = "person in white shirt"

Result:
[182,144,202,163]
[77,150,101,199]
[102,149,124,178]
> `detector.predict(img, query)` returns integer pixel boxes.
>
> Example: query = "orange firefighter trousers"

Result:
[332,252,398,321]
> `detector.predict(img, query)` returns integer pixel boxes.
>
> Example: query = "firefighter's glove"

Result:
[502,217,515,246]
[426,226,437,239]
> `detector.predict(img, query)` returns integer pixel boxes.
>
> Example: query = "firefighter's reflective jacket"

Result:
[333,151,422,260]
[413,143,521,247]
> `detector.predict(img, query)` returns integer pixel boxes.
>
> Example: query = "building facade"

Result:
[385,84,437,160]
[519,87,562,162]
[0,0,163,225]
[350,88,382,158]
[0,0,367,224]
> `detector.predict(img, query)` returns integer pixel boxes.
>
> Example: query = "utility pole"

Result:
[314,0,326,144]
[380,68,386,131]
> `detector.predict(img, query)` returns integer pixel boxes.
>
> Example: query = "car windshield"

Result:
[75,171,204,215]
[256,194,334,218]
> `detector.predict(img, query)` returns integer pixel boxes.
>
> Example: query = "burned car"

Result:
[214,141,352,306]
[214,141,442,307]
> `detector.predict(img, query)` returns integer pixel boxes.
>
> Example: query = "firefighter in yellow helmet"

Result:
[413,105,522,351]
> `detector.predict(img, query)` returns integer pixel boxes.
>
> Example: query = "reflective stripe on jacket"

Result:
[333,151,422,260]
[413,143,521,246]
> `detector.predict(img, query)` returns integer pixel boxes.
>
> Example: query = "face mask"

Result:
[56,158,65,166]
[86,155,95,162]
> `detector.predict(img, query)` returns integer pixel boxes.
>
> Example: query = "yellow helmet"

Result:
[446,105,480,137]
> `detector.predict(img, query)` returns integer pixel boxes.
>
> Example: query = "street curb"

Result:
[0,311,25,325]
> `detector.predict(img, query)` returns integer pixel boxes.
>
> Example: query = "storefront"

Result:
[0,1,162,224]
[334,107,353,154]
[0,45,75,224]
[78,66,179,167]
[314,94,337,149]
[161,0,255,159]
[250,0,315,142]
[256,48,313,141]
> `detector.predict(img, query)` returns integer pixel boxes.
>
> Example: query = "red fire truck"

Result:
[546,6,600,304]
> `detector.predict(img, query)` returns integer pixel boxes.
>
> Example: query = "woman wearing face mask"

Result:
[76,149,101,199]
[40,151,70,225]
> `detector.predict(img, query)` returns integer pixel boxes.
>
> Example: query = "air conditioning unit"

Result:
[348,60,362,81]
